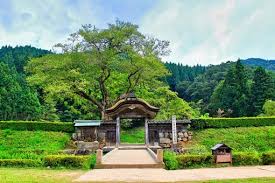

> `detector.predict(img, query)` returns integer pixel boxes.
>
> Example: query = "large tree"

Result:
[249,67,274,115]
[26,21,195,119]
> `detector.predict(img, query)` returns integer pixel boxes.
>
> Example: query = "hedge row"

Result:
[191,117,275,129]
[0,121,74,132]
[44,154,96,169]
[0,154,97,169]
[0,159,42,167]
[164,151,275,169]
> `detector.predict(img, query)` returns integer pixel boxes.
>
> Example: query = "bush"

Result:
[163,151,179,170]
[262,151,275,165]
[176,154,213,169]
[0,121,74,132]
[43,154,96,169]
[0,159,42,167]
[232,152,261,166]
[191,117,275,129]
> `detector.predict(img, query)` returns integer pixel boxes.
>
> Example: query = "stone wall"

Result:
[159,130,193,148]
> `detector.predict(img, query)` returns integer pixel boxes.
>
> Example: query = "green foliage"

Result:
[262,151,275,165]
[209,60,250,117]
[249,67,275,115]
[0,159,42,167]
[176,154,213,169]
[0,129,70,160]
[163,150,179,170]
[0,121,74,132]
[0,63,42,120]
[137,86,199,119]
[120,127,145,144]
[191,117,275,129]
[188,126,275,153]
[262,100,275,116]
[232,152,261,166]
[43,154,96,169]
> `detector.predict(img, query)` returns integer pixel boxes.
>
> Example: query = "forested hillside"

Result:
[0,46,50,120]
[241,58,275,71]
[165,60,275,117]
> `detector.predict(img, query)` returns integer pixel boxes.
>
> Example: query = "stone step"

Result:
[95,163,164,169]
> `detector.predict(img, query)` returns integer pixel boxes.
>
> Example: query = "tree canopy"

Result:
[26,21,197,120]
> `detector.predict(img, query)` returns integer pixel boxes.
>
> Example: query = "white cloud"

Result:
[140,0,275,65]
[0,0,108,50]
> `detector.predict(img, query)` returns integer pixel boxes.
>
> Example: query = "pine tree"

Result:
[250,67,274,115]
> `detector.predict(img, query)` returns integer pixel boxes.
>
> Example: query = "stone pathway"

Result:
[74,165,275,182]
[103,149,156,165]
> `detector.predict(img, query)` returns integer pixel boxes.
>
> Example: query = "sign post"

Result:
[172,115,177,146]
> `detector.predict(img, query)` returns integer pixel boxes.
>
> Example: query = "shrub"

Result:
[232,152,261,166]
[43,154,96,169]
[0,159,42,167]
[163,151,179,170]
[0,121,74,132]
[176,154,213,169]
[191,117,275,129]
[262,151,275,165]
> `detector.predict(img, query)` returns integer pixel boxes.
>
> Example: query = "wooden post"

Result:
[157,149,163,163]
[145,117,149,146]
[172,115,177,146]
[116,116,120,147]
[96,149,103,164]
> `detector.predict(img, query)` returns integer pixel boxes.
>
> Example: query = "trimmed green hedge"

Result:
[232,152,261,166]
[0,159,42,167]
[163,151,179,170]
[43,154,96,169]
[0,121,74,132]
[191,117,275,129]
[176,154,213,169]
[164,151,272,169]
[262,151,275,165]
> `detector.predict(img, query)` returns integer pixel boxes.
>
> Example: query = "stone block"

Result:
[159,132,164,138]
[183,132,189,138]
[187,131,193,136]
[178,132,184,138]
[164,132,169,138]
[62,149,76,154]
[159,137,171,144]
[188,136,192,140]
[76,141,99,152]
[182,137,188,142]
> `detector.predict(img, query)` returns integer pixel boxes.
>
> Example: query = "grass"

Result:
[120,127,145,144]
[0,168,274,183]
[0,168,86,183]
[0,129,70,160]
[187,126,275,154]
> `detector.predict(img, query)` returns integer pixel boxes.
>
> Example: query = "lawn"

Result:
[0,168,86,183]
[120,127,145,144]
[0,129,70,160]
[187,126,275,154]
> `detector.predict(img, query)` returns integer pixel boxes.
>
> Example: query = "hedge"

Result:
[0,121,74,132]
[43,154,96,169]
[0,159,42,167]
[232,152,261,166]
[191,117,275,129]
[176,154,213,169]
[262,151,275,165]
[163,151,179,170]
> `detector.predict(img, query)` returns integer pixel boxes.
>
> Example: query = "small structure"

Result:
[73,92,192,148]
[211,143,232,164]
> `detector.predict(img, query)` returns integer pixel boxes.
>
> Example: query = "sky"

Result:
[0,0,274,65]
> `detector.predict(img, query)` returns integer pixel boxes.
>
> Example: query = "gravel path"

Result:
[74,165,275,182]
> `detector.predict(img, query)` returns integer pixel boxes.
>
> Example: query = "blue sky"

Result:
[0,0,274,65]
